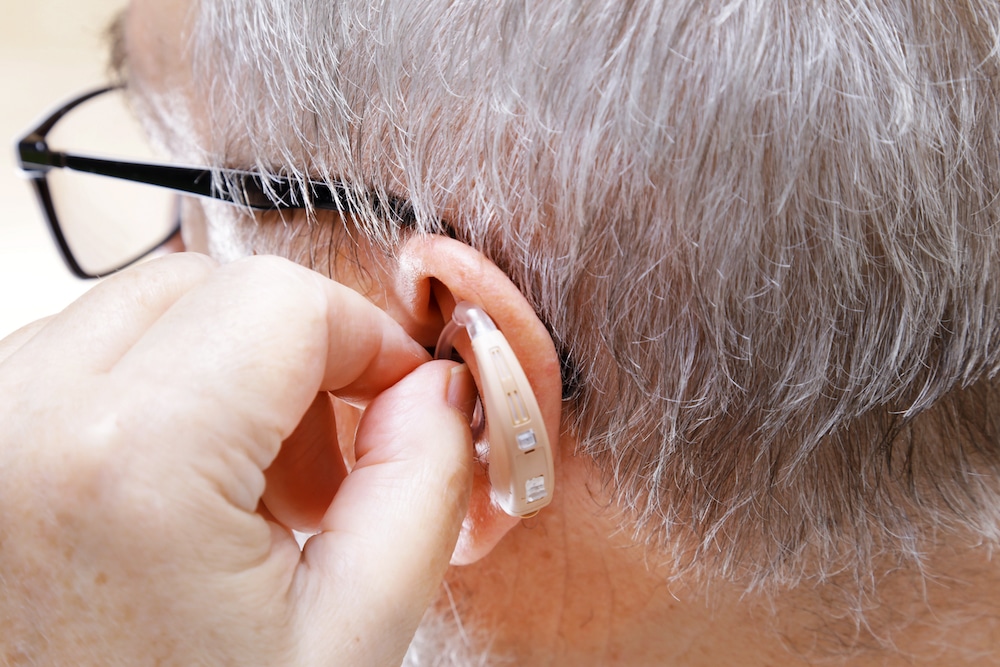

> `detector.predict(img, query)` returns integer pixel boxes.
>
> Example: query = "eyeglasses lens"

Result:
[45,89,178,276]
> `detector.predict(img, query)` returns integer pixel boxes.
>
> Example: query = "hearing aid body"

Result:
[435,302,554,517]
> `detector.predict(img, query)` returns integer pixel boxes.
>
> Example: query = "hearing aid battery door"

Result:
[470,329,554,516]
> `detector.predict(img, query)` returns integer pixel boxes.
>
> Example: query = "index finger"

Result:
[111,255,428,457]
[0,316,54,367]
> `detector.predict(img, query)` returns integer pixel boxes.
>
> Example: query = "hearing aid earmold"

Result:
[435,302,554,517]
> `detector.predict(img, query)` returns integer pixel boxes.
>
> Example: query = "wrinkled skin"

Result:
[0,253,476,666]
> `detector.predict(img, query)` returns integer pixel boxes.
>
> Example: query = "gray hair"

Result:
[189,0,1000,593]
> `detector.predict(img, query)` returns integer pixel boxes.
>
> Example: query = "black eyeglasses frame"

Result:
[16,86,360,279]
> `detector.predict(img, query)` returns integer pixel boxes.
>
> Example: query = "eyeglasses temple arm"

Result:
[18,147,354,212]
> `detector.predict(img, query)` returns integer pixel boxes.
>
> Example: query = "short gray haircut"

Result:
[189,0,1000,593]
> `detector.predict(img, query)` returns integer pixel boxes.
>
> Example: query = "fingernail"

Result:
[447,363,478,424]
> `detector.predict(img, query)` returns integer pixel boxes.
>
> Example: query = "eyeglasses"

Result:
[16,86,360,279]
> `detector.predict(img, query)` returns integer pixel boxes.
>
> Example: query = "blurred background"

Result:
[1,0,127,338]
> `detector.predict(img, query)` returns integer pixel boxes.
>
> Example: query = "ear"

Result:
[386,235,563,565]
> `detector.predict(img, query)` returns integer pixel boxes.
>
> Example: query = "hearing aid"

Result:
[435,301,554,517]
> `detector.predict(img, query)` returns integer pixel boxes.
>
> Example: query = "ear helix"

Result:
[434,302,555,517]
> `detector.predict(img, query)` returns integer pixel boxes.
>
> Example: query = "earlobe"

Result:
[452,468,521,565]
[389,235,563,565]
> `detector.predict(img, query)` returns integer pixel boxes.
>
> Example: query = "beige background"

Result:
[0,0,128,339]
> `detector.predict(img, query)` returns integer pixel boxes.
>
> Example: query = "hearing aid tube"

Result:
[435,302,554,517]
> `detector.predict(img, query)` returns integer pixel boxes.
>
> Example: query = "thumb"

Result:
[292,360,476,665]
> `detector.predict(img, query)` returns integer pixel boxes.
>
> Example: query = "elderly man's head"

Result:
[120,0,1000,662]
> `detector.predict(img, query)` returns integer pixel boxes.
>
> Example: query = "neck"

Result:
[411,455,1000,666]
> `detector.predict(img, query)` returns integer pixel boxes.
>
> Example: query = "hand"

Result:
[0,253,476,666]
